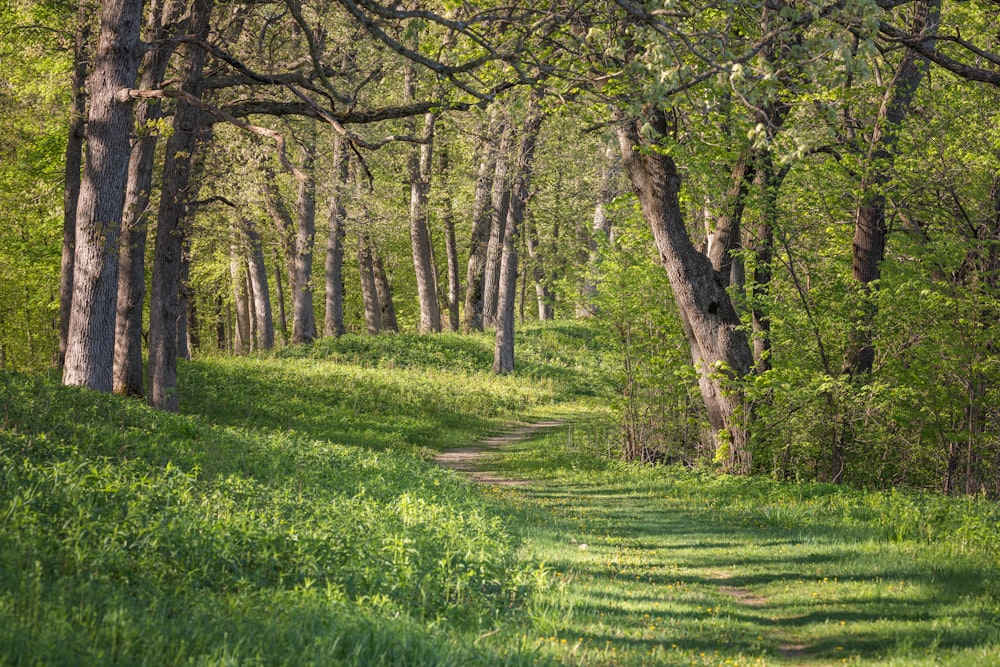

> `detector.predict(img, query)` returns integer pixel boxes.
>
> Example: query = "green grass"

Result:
[479,428,1000,666]
[0,324,610,666]
[2,320,999,665]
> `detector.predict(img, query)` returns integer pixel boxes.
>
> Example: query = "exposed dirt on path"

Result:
[433,420,564,486]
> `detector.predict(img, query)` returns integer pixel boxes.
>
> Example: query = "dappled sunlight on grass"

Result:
[481,429,1000,666]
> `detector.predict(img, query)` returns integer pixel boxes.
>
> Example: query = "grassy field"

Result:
[2,322,999,665]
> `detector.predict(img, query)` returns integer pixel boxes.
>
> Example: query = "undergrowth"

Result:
[0,323,609,666]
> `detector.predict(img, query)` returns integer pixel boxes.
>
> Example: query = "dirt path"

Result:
[433,420,564,485]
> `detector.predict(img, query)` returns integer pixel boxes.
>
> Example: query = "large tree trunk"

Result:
[58,1,92,371]
[358,234,381,334]
[494,96,544,374]
[62,0,146,392]
[324,134,349,337]
[245,218,275,350]
[112,0,184,396]
[462,110,499,332]
[147,0,213,411]
[843,0,939,377]
[615,111,754,472]
[482,113,513,328]
[292,132,318,344]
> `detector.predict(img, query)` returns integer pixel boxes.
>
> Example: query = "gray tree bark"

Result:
[494,96,544,374]
[147,0,213,410]
[324,134,349,337]
[230,243,250,354]
[245,218,275,350]
[406,77,442,334]
[292,132,318,344]
[58,1,92,371]
[615,110,754,472]
[358,234,381,334]
[62,0,146,392]
[113,0,184,396]
[461,113,497,333]
[373,249,398,333]
[482,113,513,329]
[525,214,554,321]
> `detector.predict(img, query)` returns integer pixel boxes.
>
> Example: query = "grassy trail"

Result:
[3,324,999,665]
[470,425,1000,667]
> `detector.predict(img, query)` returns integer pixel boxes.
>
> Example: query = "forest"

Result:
[4,0,997,492]
[1,0,1000,663]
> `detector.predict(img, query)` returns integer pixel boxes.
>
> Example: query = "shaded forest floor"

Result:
[2,321,999,665]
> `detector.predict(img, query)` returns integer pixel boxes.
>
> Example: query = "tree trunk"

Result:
[230,245,250,354]
[707,153,753,289]
[615,111,754,471]
[292,132,318,344]
[177,235,192,360]
[462,110,498,332]
[525,214,554,320]
[750,148,782,373]
[373,249,398,333]
[58,1,92,371]
[273,247,288,342]
[482,114,513,328]
[494,96,544,374]
[245,265,257,351]
[113,0,184,396]
[439,145,461,332]
[843,0,939,377]
[245,218,275,350]
[262,166,297,331]
[147,0,213,410]
[62,0,146,392]
[214,293,225,352]
[358,234,382,334]
[324,134,349,337]
[406,89,442,333]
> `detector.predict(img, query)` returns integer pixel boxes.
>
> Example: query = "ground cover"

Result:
[3,320,999,665]
[476,426,1000,666]
[0,324,608,666]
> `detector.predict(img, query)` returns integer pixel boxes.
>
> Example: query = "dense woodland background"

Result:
[2,0,999,495]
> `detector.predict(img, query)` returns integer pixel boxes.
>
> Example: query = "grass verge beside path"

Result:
[0,325,610,666]
[477,427,1000,667]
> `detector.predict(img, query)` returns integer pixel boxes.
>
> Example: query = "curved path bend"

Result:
[433,420,564,486]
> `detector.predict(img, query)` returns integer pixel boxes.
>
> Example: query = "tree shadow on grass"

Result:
[514,479,1000,665]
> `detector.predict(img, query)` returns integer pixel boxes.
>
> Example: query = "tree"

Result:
[62,0,146,391]
[147,0,213,410]
[494,92,544,374]
[58,0,92,372]
[405,66,442,334]
[324,134,349,337]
